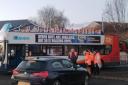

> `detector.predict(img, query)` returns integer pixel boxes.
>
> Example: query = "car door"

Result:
[49,60,70,84]
[62,59,87,84]
[74,66,87,83]
[61,59,78,85]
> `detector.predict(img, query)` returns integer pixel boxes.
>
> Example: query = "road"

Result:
[0,74,128,85]
[89,78,128,85]
[0,74,11,85]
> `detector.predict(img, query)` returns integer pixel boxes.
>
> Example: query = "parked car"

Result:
[11,57,89,85]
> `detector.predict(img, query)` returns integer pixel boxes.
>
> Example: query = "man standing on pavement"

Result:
[68,48,78,67]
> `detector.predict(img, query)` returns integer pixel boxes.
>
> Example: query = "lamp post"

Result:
[101,13,104,34]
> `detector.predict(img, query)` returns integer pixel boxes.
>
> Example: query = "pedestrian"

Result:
[68,48,78,67]
[89,50,95,75]
[84,49,92,76]
[94,50,102,75]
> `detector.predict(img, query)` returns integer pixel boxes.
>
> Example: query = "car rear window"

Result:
[51,61,63,69]
[16,60,47,72]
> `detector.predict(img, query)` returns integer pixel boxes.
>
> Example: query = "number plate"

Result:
[18,81,30,85]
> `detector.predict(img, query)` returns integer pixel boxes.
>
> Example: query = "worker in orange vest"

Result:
[84,49,93,76]
[89,50,95,75]
[94,50,102,75]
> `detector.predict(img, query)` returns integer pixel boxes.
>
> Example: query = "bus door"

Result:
[0,41,5,69]
[8,44,25,69]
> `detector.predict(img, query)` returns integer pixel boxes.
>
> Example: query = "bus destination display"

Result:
[35,34,101,44]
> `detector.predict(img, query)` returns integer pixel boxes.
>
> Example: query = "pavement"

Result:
[0,74,11,85]
[0,74,128,85]
[93,64,128,81]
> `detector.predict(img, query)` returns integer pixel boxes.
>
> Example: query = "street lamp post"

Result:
[102,14,104,34]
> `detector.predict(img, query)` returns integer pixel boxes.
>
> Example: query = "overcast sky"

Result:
[0,0,106,24]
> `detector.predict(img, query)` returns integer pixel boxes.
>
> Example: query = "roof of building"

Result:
[84,21,128,40]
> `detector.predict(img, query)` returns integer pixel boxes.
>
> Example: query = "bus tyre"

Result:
[84,76,89,85]
[53,80,61,85]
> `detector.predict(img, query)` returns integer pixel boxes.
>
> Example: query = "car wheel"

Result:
[84,76,89,85]
[53,80,61,85]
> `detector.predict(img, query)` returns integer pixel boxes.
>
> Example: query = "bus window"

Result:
[99,45,112,55]
[29,45,63,56]
[120,41,127,52]
[28,45,43,56]
[78,45,112,55]
[64,45,78,56]
[27,45,112,56]
[47,46,63,56]
[79,45,89,55]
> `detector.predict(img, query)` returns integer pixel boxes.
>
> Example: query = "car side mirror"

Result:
[77,65,81,68]
[73,64,81,70]
[67,64,72,68]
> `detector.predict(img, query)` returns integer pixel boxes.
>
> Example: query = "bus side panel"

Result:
[102,35,120,66]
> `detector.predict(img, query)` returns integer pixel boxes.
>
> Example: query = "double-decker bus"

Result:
[0,30,121,72]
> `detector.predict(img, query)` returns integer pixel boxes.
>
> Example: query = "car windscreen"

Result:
[16,60,47,72]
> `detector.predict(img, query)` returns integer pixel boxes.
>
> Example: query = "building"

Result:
[82,21,128,41]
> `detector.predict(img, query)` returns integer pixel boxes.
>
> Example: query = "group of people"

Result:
[68,48,102,76]
[84,49,102,76]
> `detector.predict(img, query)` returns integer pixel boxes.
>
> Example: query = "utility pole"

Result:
[102,14,104,34]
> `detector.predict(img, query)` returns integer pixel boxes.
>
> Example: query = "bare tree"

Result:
[103,0,128,33]
[37,6,69,30]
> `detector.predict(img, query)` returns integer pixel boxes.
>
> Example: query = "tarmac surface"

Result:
[1,65,128,85]
[89,78,128,85]
[92,64,128,81]
[0,74,128,85]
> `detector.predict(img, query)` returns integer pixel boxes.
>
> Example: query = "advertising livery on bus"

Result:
[0,23,121,72]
